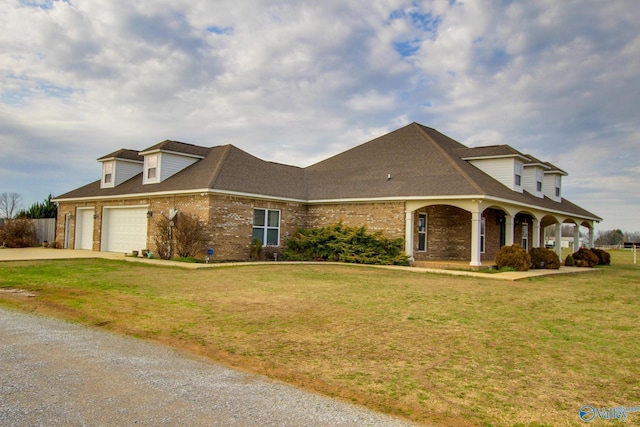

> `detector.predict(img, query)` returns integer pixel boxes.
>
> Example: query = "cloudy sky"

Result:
[1,0,638,232]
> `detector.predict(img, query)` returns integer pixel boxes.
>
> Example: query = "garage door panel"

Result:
[103,208,148,253]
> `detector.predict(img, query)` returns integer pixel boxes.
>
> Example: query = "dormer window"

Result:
[536,170,543,192]
[147,155,158,180]
[143,154,160,184]
[514,162,523,187]
[555,176,561,197]
[97,149,143,189]
[139,140,207,185]
[103,162,113,185]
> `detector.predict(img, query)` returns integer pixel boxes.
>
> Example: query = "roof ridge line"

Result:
[414,124,486,195]
[206,145,232,189]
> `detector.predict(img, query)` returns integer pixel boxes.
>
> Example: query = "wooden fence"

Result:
[32,218,56,244]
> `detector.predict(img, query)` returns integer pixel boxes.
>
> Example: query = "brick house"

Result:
[53,122,600,266]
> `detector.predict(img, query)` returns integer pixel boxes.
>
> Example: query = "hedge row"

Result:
[281,222,410,266]
[495,245,611,271]
[570,247,611,267]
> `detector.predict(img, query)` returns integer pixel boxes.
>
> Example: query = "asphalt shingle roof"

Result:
[97,149,143,162]
[457,145,527,160]
[140,140,211,158]
[55,123,600,221]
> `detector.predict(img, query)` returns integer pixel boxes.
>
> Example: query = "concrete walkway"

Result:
[0,247,598,281]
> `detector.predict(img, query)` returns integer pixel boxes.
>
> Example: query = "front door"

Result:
[74,209,94,250]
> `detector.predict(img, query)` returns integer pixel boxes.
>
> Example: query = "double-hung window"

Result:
[522,223,529,250]
[514,162,523,187]
[536,170,543,192]
[146,155,158,180]
[418,214,427,251]
[252,209,280,246]
[103,162,113,185]
[480,217,486,253]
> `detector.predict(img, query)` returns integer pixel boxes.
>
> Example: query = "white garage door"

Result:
[75,209,94,250]
[102,207,148,253]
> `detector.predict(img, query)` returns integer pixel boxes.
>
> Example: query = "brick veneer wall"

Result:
[305,202,405,239]
[513,214,533,250]
[482,208,502,262]
[56,196,521,263]
[207,195,306,260]
[413,205,470,261]
[55,194,307,260]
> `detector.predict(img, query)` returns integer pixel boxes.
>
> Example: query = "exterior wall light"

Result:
[147,210,153,218]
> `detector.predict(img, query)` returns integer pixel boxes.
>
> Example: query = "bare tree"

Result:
[595,229,624,246]
[153,212,211,259]
[0,192,22,219]
[624,231,640,242]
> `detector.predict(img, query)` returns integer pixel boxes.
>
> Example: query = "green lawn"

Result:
[1,251,638,426]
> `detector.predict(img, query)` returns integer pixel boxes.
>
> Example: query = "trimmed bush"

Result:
[565,254,575,267]
[282,222,410,266]
[590,248,611,266]
[0,218,37,248]
[495,244,531,271]
[572,247,599,268]
[529,247,561,269]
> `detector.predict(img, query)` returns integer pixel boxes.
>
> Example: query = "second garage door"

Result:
[102,207,148,253]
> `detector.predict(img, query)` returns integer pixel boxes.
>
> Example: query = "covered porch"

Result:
[404,198,599,268]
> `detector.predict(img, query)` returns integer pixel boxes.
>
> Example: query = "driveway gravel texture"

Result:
[0,306,421,427]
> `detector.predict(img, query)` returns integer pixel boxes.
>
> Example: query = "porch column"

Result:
[574,225,580,251]
[589,226,595,248]
[555,223,563,258]
[532,219,541,248]
[405,210,414,262]
[505,214,514,246]
[470,211,482,267]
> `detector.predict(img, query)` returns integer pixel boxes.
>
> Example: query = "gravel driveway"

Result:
[0,307,420,427]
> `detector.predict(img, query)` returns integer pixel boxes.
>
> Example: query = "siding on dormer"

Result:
[543,173,562,202]
[114,160,143,186]
[158,152,199,182]
[467,157,523,193]
[523,166,544,198]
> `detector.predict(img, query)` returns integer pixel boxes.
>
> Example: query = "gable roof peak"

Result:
[139,139,210,158]
[97,148,143,163]
[457,144,529,161]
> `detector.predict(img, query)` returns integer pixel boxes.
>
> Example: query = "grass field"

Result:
[1,251,639,426]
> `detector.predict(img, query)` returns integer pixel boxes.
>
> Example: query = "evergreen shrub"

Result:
[572,247,599,267]
[590,248,611,265]
[529,247,561,269]
[495,244,531,271]
[282,222,409,266]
